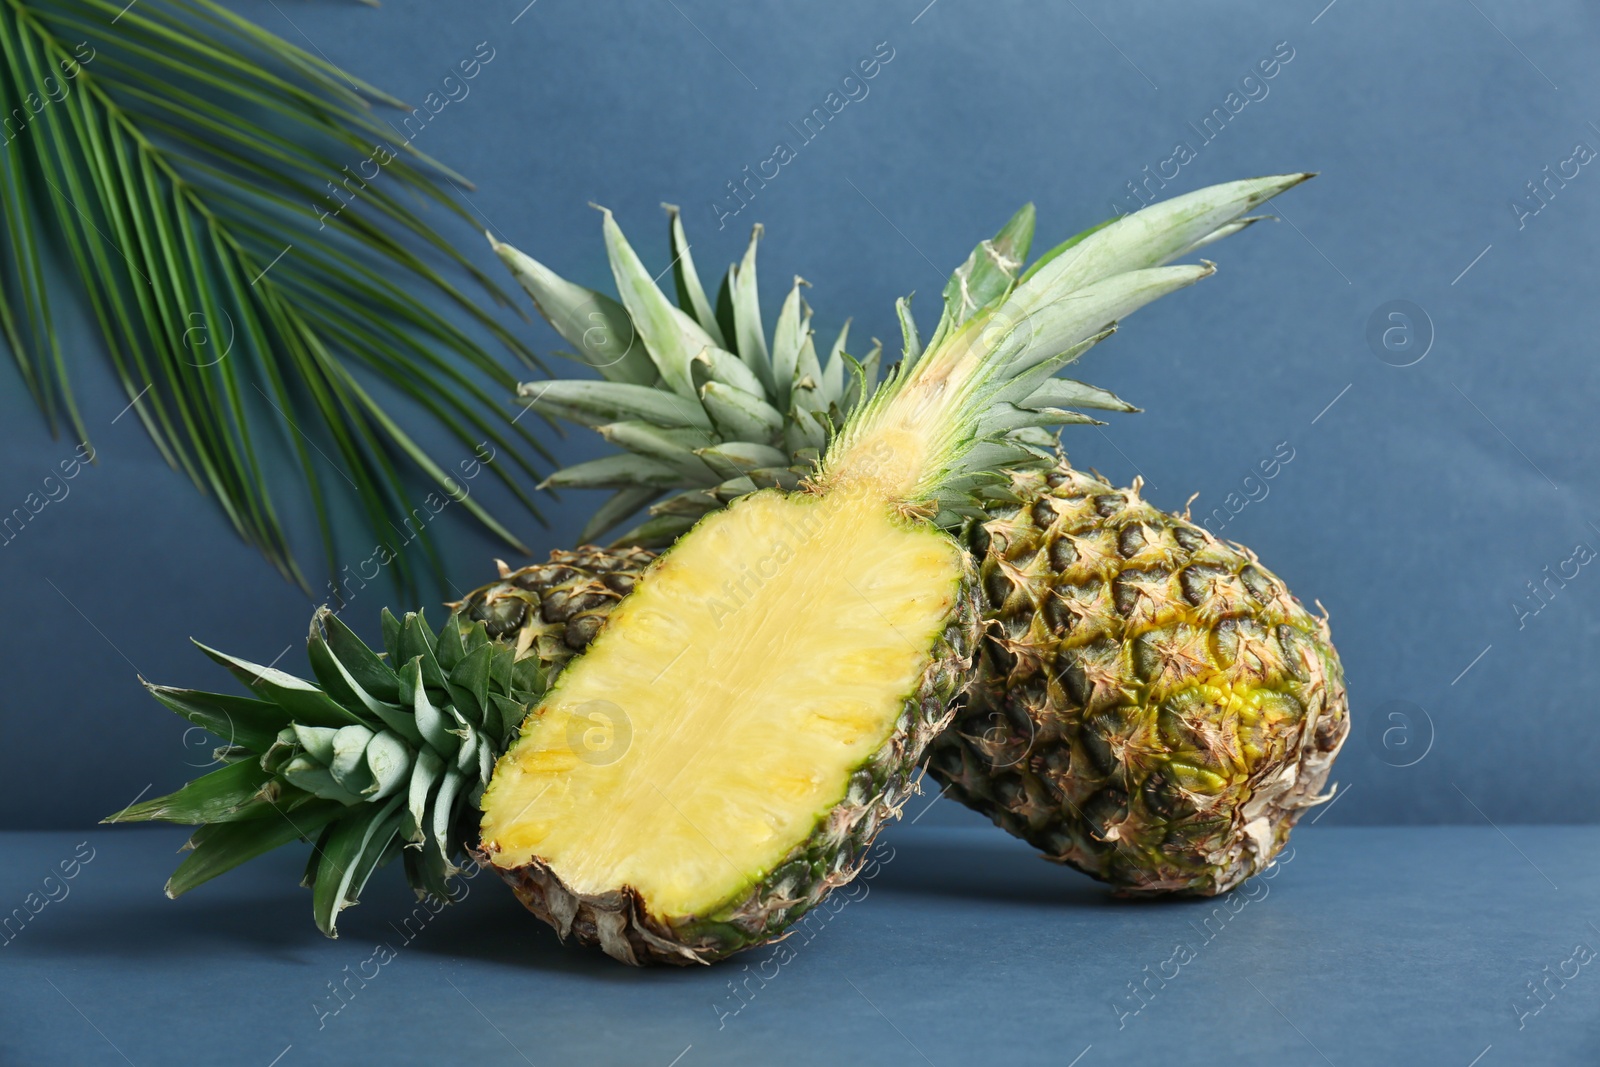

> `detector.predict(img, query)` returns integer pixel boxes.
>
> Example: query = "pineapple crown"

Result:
[494,206,879,546]
[500,175,1310,542]
[107,607,545,936]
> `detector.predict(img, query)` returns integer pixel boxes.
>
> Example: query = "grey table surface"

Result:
[2,823,1595,1066]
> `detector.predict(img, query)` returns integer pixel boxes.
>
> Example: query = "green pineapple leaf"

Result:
[165,801,345,899]
[114,607,550,935]
[600,206,711,401]
[140,684,291,755]
[1018,217,1115,285]
[107,759,287,824]
[543,453,688,490]
[490,232,656,387]
[578,485,664,543]
[663,202,726,347]
[519,379,714,430]
[311,795,404,938]
[936,202,1036,342]
[727,224,771,388]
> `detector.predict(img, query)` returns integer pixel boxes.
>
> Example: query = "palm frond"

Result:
[0,0,548,597]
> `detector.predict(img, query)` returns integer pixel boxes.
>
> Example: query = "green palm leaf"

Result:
[0,0,548,597]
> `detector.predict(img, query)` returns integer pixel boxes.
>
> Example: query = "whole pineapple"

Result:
[926,464,1347,896]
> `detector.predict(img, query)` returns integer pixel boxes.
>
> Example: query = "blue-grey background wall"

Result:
[3,0,1596,829]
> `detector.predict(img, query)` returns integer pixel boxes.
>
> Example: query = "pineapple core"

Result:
[480,488,962,919]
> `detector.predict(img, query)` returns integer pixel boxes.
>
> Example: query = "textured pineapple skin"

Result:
[453,546,656,676]
[470,548,981,965]
[925,463,1348,896]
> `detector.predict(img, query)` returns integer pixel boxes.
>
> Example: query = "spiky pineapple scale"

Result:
[926,464,1348,895]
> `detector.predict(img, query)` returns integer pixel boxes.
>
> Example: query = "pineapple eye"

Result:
[1047,534,1078,574]
[1117,524,1149,558]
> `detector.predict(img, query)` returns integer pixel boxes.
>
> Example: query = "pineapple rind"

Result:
[454,545,655,667]
[475,573,978,965]
[925,463,1349,896]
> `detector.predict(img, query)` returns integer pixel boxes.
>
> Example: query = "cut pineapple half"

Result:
[480,489,963,927]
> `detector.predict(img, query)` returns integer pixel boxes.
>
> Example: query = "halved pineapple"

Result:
[478,489,971,962]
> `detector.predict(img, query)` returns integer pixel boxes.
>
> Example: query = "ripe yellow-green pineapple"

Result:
[925,464,1347,896]
[459,467,1348,902]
